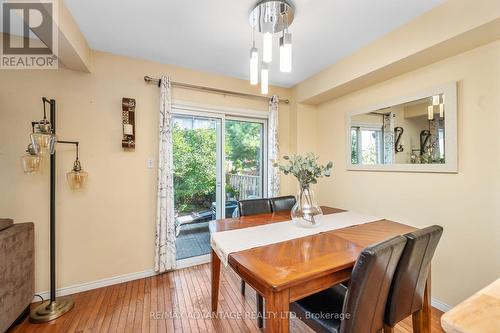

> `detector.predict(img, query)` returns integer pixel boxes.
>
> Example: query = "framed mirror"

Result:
[346,82,457,173]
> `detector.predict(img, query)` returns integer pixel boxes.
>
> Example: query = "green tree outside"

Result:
[172,120,263,215]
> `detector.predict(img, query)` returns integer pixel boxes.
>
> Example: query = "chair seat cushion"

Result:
[290,285,347,333]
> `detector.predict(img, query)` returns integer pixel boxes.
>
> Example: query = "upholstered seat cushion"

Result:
[0,218,13,231]
[290,285,347,333]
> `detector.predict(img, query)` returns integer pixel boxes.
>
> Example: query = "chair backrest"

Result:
[384,225,443,326]
[340,236,407,333]
[269,195,296,212]
[237,198,272,216]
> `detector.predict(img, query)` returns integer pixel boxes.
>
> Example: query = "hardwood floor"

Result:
[13,263,445,332]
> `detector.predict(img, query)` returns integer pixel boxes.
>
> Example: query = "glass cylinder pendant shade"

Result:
[261,62,269,94]
[66,160,87,190]
[427,105,434,120]
[250,47,259,85]
[279,32,292,72]
[263,32,273,63]
[31,119,56,156]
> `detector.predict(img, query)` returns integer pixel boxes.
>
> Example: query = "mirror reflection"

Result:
[350,94,446,165]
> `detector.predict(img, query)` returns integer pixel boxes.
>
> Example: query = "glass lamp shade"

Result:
[66,159,87,190]
[21,153,41,174]
[66,169,88,190]
[31,132,56,156]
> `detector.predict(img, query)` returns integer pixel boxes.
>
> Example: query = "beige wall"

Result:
[313,40,500,306]
[0,50,293,292]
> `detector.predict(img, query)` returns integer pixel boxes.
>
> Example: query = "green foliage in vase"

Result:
[275,153,333,188]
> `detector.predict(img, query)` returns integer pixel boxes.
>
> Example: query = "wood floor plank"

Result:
[140,277,151,333]
[92,284,116,332]
[149,276,158,333]
[108,279,129,332]
[116,281,133,332]
[132,277,146,333]
[159,272,175,332]
[98,283,120,332]
[182,267,209,332]
[166,271,183,333]
[12,263,445,333]
[155,275,166,333]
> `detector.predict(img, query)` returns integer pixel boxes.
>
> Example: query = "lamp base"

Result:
[29,296,74,323]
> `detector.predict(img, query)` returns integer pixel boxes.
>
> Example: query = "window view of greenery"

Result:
[351,126,382,165]
[173,117,217,216]
[172,116,263,219]
[351,128,359,164]
[225,120,263,204]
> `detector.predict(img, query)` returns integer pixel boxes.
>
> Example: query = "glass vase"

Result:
[291,185,323,228]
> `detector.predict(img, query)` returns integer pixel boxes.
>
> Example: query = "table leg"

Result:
[211,249,221,313]
[422,273,432,333]
[412,272,431,333]
[265,289,290,333]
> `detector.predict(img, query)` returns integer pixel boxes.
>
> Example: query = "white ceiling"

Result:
[64,0,443,88]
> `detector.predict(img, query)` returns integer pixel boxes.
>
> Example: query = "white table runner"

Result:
[211,211,381,267]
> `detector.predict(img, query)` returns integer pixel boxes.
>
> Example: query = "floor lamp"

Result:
[21,98,88,323]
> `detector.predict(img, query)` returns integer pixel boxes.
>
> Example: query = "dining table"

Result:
[208,206,432,333]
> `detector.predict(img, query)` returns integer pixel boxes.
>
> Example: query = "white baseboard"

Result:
[431,297,451,312]
[33,254,211,302]
[33,255,452,314]
[34,269,157,302]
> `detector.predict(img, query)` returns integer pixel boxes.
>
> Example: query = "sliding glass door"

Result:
[172,109,266,262]
[225,118,265,216]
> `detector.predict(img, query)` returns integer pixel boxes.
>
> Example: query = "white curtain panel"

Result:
[383,112,395,164]
[155,75,176,273]
[268,95,280,197]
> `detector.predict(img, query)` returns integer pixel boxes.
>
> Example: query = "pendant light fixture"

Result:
[21,143,41,174]
[30,101,57,156]
[65,142,88,190]
[249,0,295,93]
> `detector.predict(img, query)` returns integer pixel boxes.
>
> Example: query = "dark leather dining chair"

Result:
[269,195,296,212]
[236,198,272,328]
[384,225,443,333]
[290,235,407,333]
[237,198,272,217]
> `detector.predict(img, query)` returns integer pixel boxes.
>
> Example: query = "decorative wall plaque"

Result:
[122,98,136,149]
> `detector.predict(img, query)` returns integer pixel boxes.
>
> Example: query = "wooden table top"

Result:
[209,207,416,292]
[441,278,500,333]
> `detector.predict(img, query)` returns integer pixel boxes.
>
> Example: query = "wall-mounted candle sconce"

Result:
[394,127,404,153]
[22,98,88,323]
[122,97,136,149]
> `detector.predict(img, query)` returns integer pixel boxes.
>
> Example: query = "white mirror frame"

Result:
[346,82,457,173]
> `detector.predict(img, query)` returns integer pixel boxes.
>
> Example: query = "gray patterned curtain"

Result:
[155,75,176,273]
[268,95,280,197]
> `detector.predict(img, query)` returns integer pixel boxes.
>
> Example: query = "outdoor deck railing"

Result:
[228,174,261,200]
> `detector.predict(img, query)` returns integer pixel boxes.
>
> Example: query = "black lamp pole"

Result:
[49,99,56,303]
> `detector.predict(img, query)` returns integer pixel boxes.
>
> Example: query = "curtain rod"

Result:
[144,76,289,104]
